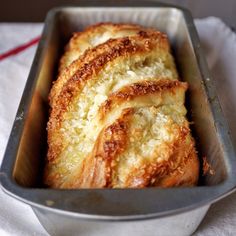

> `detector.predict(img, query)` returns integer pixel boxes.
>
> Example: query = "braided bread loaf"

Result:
[45,23,199,188]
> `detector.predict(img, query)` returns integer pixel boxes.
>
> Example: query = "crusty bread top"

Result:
[45,80,192,188]
[59,105,198,188]
[50,30,174,123]
[50,23,151,107]
[59,23,144,74]
[45,22,199,189]
[47,31,177,168]
[98,79,188,121]
[49,25,167,107]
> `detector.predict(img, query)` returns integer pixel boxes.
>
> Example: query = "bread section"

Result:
[44,23,199,188]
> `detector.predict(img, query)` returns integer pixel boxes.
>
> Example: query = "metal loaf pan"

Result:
[1,1,236,236]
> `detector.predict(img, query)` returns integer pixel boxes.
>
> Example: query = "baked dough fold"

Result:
[44,23,199,188]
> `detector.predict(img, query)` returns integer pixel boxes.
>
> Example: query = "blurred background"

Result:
[0,0,235,29]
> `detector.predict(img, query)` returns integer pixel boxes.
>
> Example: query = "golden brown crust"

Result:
[154,149,199,187]
[51,23,155,107]
[49,29,169,107]
[45,23,199,189]
[58,23,144,74]
[59,106,198,188]
[47,31,170,162]
[59,108,134,188]
[45,79,187,188]
[51,30,168,117]
[125,129,198,188]
[99,79,188,121]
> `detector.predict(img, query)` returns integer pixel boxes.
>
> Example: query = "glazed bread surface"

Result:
[45,23,199,188]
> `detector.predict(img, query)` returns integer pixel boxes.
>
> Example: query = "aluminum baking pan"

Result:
[1,1,236,236]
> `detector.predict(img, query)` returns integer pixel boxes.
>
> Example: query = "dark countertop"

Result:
[0,0,235,29]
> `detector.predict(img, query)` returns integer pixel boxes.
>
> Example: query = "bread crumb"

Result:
[202,156,215,176]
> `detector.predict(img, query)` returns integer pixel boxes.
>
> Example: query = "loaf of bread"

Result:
[44,23,199,188]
